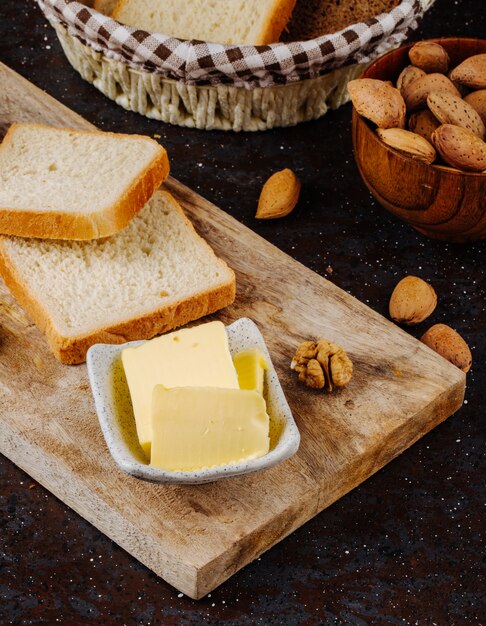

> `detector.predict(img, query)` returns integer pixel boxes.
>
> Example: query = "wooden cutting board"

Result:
[0,63,466,600]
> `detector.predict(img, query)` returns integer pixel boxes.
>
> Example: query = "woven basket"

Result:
[39,0,434,131]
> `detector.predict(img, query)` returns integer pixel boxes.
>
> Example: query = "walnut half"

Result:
[291,338,353,392]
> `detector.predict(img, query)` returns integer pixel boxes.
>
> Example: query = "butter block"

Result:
[233,348,267,395]
[121,321,239,458]
[150,386,270,471]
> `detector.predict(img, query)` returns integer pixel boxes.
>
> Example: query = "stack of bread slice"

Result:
[95,0,399,44]
[0,123,235,363]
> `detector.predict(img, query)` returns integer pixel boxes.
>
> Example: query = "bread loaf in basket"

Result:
[37,0,435,131]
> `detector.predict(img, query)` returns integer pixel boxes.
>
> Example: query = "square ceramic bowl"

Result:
[86,318,300,484]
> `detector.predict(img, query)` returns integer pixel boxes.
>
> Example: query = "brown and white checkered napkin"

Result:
[37,0,432,88]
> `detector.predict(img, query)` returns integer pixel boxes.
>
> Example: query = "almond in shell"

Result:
[450,54,486,89]
[421,324,472,373]
[376,128,436,164]
[403,73,461,112]
[431,124,486,172]
[396,65,426,95]
[348,79,406,129]
[409,41,449,74]
[389,276,437,325]
[256,168,301,219]
[464,90,486,125]
[408,109,440,142]
[427,91,485,139]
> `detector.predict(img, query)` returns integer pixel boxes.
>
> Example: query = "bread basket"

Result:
[37,0,435,131]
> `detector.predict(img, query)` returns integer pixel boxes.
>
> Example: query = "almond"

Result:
[408,109,440,142]
[427,91,485,139]
[403,73,461,112]
[389,276,437,325]
[450,54,486,89]
[421,324,472,373]
[409,41,449,74]
[348,79,406,129]
[396,65,426,95]
[464,90,486,125]
[431,124,486,172]
[376,128,436,164]
[255,168,301,219]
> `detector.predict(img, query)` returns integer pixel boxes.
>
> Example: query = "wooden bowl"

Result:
[352,38,486,242]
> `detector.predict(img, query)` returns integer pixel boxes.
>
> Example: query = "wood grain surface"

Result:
[0,63,466,599]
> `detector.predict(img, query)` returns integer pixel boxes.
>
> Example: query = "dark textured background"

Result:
[1,1,485,624]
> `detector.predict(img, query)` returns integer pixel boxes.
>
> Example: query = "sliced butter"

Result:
[233,348,267,395]
[150,386,270,471]
[121,321,239,458]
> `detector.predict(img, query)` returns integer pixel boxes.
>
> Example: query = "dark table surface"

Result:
[1,1,485,624]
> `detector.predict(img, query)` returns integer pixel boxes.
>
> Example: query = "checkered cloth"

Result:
[38,0,431,88]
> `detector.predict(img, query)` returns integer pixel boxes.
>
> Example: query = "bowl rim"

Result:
[353,110,486,178]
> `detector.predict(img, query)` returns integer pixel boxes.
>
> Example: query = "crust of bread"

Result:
[256,0,298,44]
[111,0,124,20]
[93,0,118,15]
[0,123,170,240]
[0,191,236,365]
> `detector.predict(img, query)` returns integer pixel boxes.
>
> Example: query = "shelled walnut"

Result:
[291,339,353,392]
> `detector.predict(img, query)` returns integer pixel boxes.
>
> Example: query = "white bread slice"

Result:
[112,0,297,45]
[0,123,170,240]
[0,190,236,364]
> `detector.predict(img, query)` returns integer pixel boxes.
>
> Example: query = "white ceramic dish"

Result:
[86,318,300,484]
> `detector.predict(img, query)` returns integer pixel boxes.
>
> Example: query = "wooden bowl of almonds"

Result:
[350,38,486,242]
